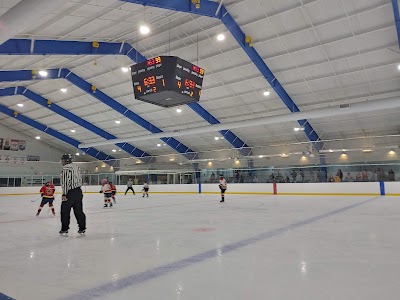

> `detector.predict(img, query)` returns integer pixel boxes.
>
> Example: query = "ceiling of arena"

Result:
[0,0,399,163]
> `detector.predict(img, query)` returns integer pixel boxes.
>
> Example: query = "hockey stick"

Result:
[31,196,41,202]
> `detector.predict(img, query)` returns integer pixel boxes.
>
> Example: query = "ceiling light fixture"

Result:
[157,144,161,147]
[35,136,41,140]
[60,88,67,93]
[139,25,150,35]
[214,137,220,140]
[115,120,121,124]
[217,33,225,41]
[76,153,80,156]
[294,127,305,132]
[263,91,270,96]
[176,108,182,113]
[70,129,75,133]
[398,64,400,71]
[17,103,23,107]
[112,149,117,152]
[121,67,129,73]
[38,70,48,77]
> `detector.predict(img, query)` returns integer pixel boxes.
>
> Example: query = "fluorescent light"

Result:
[259,155,263,158]
[112,149,117,152]
[362,149,373,153]
[38,70,48,77]
[60,88,67,93]
[121,67,129,73]
[118,149,122,152]
[329,149,333,152]
[263,91,270,96]
[217,33,225,41]
[115,120,121,124]
[76,153,80,156]
[157,144,161,147]
[214,137,220,140]
[70,129,75,133]
[140,25,150,35]
[294,127,305,131]
[17,103,23,107]
[35,136,41,140]
[176,108,182,113]
[169,158,175,162]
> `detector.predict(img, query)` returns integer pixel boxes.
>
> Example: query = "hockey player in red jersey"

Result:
[36,181,56,216]
[99,179,113,208]
[109,182,117,204]
[219,174,227,203]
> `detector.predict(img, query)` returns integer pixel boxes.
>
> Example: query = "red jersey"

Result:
[109,183,116,192]
[40,184,55,198]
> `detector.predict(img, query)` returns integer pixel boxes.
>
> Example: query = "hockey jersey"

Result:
[40,184,55,198]
[101,183,111,194]
[219,178,227,189]
[109,183,116,192]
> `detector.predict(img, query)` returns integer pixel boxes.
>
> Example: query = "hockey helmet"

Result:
[61,153,72,165]
[101,179,108,184]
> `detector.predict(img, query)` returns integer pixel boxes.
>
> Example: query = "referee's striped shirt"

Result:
[60,163,82,195]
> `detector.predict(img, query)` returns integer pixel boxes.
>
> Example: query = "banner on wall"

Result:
[3,139,10,150]
[18,140,26,151]
[10,139,18,151]
[0,154,27,164]
[0,138,27,151]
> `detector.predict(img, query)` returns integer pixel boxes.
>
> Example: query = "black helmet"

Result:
[61,153,72,164]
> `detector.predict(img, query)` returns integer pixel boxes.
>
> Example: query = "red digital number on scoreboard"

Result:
[192,65,204,75]
[147,58,155,66]
[147,57,162,66]
[144,76,156,86]
[185,79,195,89]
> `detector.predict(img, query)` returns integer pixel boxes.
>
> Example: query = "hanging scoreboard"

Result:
[130,56,205,108]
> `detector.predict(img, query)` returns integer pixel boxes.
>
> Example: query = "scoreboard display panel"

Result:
[131,56,205,108]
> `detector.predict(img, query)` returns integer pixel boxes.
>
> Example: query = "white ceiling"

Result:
[0,0,399,162]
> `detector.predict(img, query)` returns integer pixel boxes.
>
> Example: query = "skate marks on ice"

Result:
[60,196,380,300]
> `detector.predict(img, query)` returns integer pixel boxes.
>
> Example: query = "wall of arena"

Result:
[1,182,400,196]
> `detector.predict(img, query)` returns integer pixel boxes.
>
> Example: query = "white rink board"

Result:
[276,182,381,195]
[1,182,399,196]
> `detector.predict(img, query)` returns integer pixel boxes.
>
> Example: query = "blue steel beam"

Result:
[119,0,324,154]
[0,69,198,160]
[0,99,116,166]
[0,39,253,156]
[0,86,154,163]
[392,0,400,48]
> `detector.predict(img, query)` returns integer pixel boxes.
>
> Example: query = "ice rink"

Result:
[0,193,399,300]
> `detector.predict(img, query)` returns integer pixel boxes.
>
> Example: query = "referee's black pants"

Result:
[61,187,86,231]
[125,187,135,195]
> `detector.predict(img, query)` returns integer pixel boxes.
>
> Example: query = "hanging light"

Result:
[217,33,225,41]
[140,25,150,35]
[38,70,48,77]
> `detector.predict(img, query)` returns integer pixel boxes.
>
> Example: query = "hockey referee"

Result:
[59,154,86,235]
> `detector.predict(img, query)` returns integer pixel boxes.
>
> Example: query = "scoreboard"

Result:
[130,56,205,108]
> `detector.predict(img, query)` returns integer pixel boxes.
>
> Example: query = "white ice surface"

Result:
[0,194,399,300]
